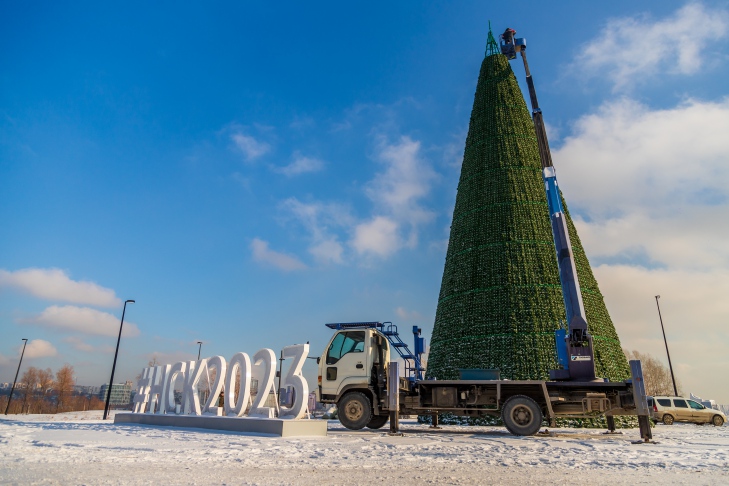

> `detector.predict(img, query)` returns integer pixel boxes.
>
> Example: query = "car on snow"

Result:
[647,396,725,426]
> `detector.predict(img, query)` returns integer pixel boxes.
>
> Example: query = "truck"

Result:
[316,28,653,440]
[317,321,651,437]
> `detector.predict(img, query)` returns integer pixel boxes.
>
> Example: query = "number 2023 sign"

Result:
[131,343,309,420]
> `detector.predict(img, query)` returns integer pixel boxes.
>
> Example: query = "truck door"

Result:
[321,330,368,398]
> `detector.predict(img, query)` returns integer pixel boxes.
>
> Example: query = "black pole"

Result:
[103,300,135,420]
[197,341,202,361]
[4,338,28,415]
[655,295,678,396]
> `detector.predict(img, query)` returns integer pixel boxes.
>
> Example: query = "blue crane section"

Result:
[500,28,598,382]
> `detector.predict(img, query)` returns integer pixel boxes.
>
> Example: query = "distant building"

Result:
[74,385,100,396]
[99,381,133,406]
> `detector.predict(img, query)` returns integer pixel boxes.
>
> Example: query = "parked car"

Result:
[647,396,726,426]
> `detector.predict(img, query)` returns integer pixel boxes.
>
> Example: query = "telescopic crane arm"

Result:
[500,28,598,382]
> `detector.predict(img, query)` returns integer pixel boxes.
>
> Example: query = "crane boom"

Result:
[500,28,598,382]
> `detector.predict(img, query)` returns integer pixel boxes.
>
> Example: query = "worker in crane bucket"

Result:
[502,27,516,42]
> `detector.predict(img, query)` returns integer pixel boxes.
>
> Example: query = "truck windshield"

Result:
[326,331,365,365]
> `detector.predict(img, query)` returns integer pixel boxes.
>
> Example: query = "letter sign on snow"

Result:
[203,356,226,416]
[131,344,311,420]
[182,359,207,415]
[149,365,171,414]
[224,352,252,417]
[249,349,277,418]
[132,367,152,413]
[163,361,188,413]
[279,343,309,419]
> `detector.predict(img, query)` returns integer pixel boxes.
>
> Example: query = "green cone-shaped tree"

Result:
[426,44,629,384]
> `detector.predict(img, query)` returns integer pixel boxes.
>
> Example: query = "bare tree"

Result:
[36,368,54,413]
[135,356,160,382]
[19,367,39,414]
[54,365,76,413]
[624,350,683,396]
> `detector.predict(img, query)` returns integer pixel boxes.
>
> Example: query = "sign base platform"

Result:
[114,413,327,437]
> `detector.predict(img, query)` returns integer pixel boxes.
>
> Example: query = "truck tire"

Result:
[712,415,724,427]
[337,392,372,430]
[501,395,543,436]
[366,415,389,429]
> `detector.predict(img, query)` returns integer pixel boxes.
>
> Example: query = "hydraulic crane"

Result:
[500,28,598,382]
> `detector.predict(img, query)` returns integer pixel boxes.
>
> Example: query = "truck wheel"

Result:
[502,395,543,436]
[712,415,724,427]
[662,414,674,425]
[337,392,372,430]
[366,415,389,429]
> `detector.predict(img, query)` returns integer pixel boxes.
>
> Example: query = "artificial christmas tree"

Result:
[426,30,629,385]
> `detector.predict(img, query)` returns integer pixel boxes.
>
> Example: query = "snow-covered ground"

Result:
[1,412,727,485]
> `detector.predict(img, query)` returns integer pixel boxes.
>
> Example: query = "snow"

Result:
[1,412,727,485]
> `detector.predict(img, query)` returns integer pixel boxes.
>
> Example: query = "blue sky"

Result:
[2,1,729,403]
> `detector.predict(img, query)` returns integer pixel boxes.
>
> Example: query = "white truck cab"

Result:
[318,327,390,404]
[317,326,393,430]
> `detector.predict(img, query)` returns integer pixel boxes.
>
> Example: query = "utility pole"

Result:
[655,295,679,396]
[104,300,135,420]
[4,338,28,415]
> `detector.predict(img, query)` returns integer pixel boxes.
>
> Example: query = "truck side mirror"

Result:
[316,357,320,364]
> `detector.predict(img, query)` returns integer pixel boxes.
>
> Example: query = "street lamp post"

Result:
[655,295,679,396]
[4,338,28,415]
[103,299,135,420]
[197,341,203,361]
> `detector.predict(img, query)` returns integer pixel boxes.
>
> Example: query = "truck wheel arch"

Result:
[499,384,552,421]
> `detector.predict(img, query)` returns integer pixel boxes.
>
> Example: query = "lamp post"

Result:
[4,338,28,415]
[655,295,678,396]
[197,341,203,361]
[103,299,135,420]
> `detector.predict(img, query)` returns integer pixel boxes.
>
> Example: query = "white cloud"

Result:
[280,198,352,264]
[351,136,437,256]
[274,152,324,177]
[277,136,437,262]
[351,216,400,257]
[367,136,436,225]
[0,268,120,307]
[250,238,307,271]
[24,339,58,359]
[554,97,729,270]
[308,239,345,265]
[231,132,270,161]
[574,3,729,92]
[23,305,140,338]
